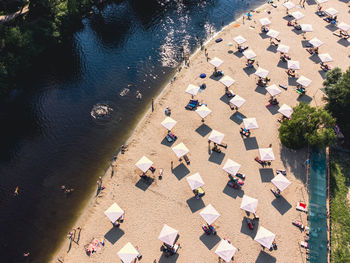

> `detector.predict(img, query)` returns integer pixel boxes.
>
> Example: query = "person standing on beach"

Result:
[152,98,154,112]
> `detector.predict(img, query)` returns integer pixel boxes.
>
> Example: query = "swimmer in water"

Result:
[14,186,19,196]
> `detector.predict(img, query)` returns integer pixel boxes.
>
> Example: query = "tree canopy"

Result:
[323,67,350,143]
[279,103,337,149]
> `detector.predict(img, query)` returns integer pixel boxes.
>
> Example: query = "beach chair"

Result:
[218,142,227,149]
[254,156,264,166]
[183,155,190,165]
[226,89,235,98]
[246,217,254,230]
[212,146,221,153]
[292,220,305,230]
[300,241,309,248]
[271,188,281,198]
[185,99,199,110]
[296,202,308,213]
[276,169,286,175]
[236,173,246,180]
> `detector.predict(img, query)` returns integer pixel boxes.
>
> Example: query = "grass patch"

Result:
[330,150,350,263]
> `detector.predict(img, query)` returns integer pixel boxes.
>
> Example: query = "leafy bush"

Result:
[279,103,337,149]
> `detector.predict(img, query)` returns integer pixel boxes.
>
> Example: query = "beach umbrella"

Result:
[318,53,333,63]
[266,84,281,97]
[259,17,271,26]
[208,130,225,144]
[172,142,189,158]
[219,76,235,87]
[117,242,139,263]
[161,117,177,131]
[278,104,293,118]
[186,173,204,190]
[325,8,338,17]
[271,173,291,191]
[254,227,276,249]
[210,57,224,68]
[266,29,279,39]
[195,105,212,119]
[229,95,246,108]
[136,156,153,173]
[104,203,124,223]
[291,11,304,20]
[259,148,275,161]
[316,0,327,3]
[297,75,312,87]
[287,60,300,70]
[309,37,323,48]
[301,24,313,32]
[243,50,257,60]
[243,118,258,130]
[233,35,247,45]
[222,159,241,175]
[158,224,178,246]
[277,44,290,54]
[186,84,200,96]
[283,1,295,10]
[200,204,220,225]
[254,68,269,79]
[337,22,350,32]
[215,240,237,263]
[240,195,258,213]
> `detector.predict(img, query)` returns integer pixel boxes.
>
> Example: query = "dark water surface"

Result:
[0,0,262,262]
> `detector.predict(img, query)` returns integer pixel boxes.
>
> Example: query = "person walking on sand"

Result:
[152,98,154,112]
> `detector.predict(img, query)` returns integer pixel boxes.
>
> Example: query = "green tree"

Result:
[323,67,350,142]
[279,103,337,149]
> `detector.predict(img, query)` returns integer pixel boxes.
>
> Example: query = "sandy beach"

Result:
[54,1,350,262]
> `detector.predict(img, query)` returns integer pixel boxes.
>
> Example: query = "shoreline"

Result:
[51,3,270,261]
[53,0,349,261]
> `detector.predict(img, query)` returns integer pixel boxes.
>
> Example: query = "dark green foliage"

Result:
[324,67,350,143]
[279,103,337,149]
[0,0,95,96]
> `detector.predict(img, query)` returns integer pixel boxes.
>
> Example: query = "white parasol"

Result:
[287,60,300,70]
[233,35,247,45]
[266,84,281,97]
[266,29,280,39]
[229,95,246,108]
[186,84,200,96]
[254,227,276,249]
[316,0,327,3]
[325,8,338,17]
[135,156,153,173]
[215,240,237,263]
[259,17,271,26]
[259,148,275,161]
[297,75,312,87]
[104,203,124,223]
[243,50,257,60]
[318,53,333,63]
[254,67,269,79]
[337,22,350,32]
[186,173,205,190]
[222,159,241,175]
[161,117,177,131]
[291,11,304,20]
[172,142,189,158]
[283,1,295,10]
[117,242,139,263]
[208,130,225,144]
[278,104,294,118]
[200,204,220,225]
[277,44,290,54]
[240,195,258,213]
[309,37,323,48]
[301,24,313,32]
[243,118,259,130]
[158,224,179,246]
[195,105,212,119]
[210,57,224,68]
[271,173,291,191]
[219,75,235,87]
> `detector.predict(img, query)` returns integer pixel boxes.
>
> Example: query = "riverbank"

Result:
[54,0,350,262]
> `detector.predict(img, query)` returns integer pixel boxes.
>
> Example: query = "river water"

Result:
[0,0,262,262]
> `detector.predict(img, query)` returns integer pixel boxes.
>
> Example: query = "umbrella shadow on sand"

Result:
[271,196,292,215]
[259,168,274,183]
[208,152,225,165]
[199,233,221,250]
[240,217,259,238]
[242,137,259,151]
[254,85,267,95]
[158,252,179,263]
[230,112,246,125]
[195,123,212,137]
[223,184,244,199]
[172,163,190,180]
[104,227,125,245]
[161,136,176,147]
[135,177,155,191]
[255,251,276,263]
[219,94,231,105]
[186,196,205,213]
[266,45,278,53]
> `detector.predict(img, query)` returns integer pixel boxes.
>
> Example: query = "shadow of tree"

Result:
[279,145,307,183]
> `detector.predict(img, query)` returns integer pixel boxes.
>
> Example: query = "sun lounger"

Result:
[296,202,308,213]
[183,154,190,165]
[279,84,287,90]
[255,156,264,165]
[236,173,245,180]
[246,217,255,230]
[212,146,221,153]
[276,169,286,175]
[185,99,199,110]
[271,188,281,198]
[226,90,235,98]
[292,220,305,230]
[300,241,309,248]
[215,38,223,43]
[218,143,227,149]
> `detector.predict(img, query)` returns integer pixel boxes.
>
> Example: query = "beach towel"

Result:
[215,38,223,43]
